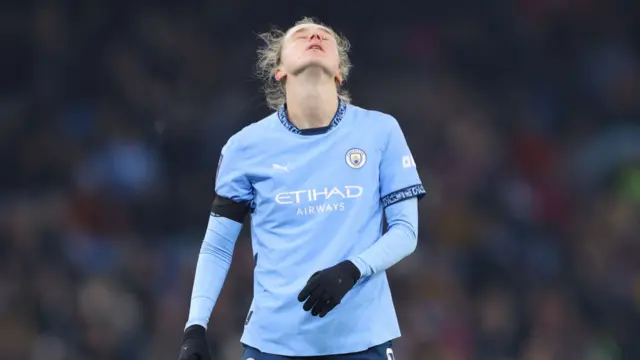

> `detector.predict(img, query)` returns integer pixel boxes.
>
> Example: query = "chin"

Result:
[293,60,336,77]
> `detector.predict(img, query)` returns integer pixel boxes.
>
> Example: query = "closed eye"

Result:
[290,27,333,41]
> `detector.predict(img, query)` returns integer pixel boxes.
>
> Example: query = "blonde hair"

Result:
[256,17,352,111]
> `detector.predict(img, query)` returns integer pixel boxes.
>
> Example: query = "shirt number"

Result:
[386,348,396,360]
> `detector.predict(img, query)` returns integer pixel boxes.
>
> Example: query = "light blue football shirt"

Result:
[215,100,425,356]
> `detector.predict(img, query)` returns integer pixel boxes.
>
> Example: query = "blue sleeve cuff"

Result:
[381,184,426,208]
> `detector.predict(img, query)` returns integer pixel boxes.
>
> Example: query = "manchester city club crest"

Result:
[345,148,367,169]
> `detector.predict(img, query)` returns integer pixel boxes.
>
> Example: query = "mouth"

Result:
[307,44,324,52]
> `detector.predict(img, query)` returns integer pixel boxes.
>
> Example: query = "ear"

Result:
[336,74,343,85]
[275,68,287,81]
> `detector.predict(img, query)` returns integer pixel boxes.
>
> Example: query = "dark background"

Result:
[1,1,639,359]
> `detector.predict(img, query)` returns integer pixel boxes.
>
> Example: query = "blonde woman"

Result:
[178,18,425,360]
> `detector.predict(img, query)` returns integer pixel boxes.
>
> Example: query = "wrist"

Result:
[340,260,361,283]
[184,324,206,339]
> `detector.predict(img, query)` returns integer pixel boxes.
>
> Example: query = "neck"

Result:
[284,70,339,129]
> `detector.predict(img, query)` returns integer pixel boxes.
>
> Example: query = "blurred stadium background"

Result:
[1,1,640,359]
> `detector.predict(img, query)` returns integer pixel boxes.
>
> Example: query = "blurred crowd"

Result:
[1,1,639,359]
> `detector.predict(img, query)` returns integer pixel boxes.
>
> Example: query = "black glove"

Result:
[178,325,211,360]
[297,260,361,318]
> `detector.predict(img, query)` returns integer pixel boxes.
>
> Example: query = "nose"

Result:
[309,33,321,41]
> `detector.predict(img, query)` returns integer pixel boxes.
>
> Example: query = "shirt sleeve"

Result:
[215,135,253,203]
[379,117,426,207]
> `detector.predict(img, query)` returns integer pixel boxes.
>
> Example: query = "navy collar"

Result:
[277,99,347,135]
